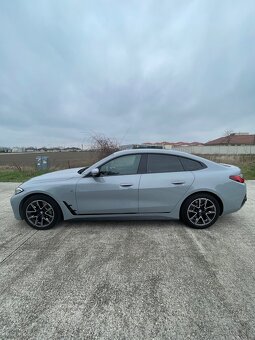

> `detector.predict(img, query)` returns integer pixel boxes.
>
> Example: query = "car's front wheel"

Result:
[22,194,61,229]
[181,193,220,229]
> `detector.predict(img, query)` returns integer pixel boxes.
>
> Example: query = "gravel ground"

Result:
[0,181,255,340]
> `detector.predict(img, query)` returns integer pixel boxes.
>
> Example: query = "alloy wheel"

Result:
[187,198,217,227]
[25,200,55,228]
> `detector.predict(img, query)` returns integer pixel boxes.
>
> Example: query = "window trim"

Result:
[144,153,207,174]
[137,154,148,174]
[85,152,207,177]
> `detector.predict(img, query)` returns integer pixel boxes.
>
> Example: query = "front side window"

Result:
[147,154,183,173]
[100,154,141,176]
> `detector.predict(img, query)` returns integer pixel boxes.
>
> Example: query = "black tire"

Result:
[22,194,62,230]
[180,193,220,229]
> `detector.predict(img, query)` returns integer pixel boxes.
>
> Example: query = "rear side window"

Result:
[147,154,183,173]
[179,157,206,171]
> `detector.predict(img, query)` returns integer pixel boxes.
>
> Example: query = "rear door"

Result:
[139,154,194,213]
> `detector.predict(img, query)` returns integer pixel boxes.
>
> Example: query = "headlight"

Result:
[15,187,24,195]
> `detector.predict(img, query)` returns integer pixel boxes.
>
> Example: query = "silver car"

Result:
[10,149,247,230]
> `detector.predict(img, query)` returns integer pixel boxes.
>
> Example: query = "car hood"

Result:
[25,168,82,184]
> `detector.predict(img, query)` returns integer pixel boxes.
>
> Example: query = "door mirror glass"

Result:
[91,168,100,177]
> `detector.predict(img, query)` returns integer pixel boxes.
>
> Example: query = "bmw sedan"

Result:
[10,149,247,230]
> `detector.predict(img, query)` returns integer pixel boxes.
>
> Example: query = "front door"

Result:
[76,154,142,214]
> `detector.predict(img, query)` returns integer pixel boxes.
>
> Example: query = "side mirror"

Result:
[91,168,100,177]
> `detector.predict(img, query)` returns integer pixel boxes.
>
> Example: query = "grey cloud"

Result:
[0,0,255,147]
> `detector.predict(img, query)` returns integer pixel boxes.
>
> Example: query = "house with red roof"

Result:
[205,133,255,146]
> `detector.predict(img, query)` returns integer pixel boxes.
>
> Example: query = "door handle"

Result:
[120,184,133,188]
[171,181,185,185]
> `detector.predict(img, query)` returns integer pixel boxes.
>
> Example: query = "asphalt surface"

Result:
[0,182,255,340]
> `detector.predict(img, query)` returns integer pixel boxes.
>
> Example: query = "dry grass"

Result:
[0,160,254,182]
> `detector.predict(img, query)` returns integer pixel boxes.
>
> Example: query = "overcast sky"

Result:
[0,0,255,147]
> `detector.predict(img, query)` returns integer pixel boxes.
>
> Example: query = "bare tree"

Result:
[224,130,234,145]
[90,134,120,159]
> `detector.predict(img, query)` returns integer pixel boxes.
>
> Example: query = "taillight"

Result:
[229,175,245,183]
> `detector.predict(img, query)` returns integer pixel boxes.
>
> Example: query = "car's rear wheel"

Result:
[181,193,220,229]
[23,194,61,229]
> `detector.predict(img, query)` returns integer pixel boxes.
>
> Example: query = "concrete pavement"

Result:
[0,182,255,339]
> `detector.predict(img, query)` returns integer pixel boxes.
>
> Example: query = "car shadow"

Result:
[58,218,184,230]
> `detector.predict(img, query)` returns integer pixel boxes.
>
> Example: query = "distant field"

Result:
[0,151,99,169]
[1,151,254,169]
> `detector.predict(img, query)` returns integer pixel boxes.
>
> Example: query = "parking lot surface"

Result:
[0,181,255,340]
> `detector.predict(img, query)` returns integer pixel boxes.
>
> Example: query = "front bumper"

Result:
[10,194,23,220]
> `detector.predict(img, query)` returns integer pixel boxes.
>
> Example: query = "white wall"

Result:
[172,145,255,154]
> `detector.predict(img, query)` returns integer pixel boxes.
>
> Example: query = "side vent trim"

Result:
[63,201,77,215]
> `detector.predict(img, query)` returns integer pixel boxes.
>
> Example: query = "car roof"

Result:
[114,148,198,158]
[112,148,218,167]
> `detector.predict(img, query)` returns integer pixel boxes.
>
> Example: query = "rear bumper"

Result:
[220,182,247,215]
